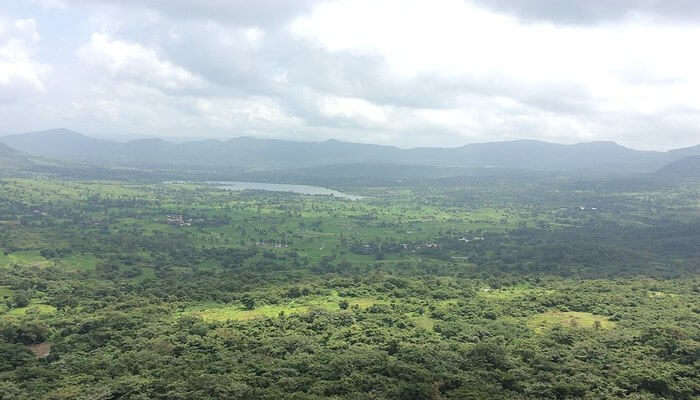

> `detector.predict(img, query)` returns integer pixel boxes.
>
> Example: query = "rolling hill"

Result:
[2,129,699,175]
[0,143,34,169]
[656,155,700,178]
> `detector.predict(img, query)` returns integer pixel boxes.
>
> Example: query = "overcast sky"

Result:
[1,0,699,150]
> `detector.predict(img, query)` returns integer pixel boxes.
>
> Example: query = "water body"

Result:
[206,181,363,200]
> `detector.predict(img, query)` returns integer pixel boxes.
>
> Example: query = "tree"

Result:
[286,287,302,298]
[11,291,30,308]
[0,343,34,372]
[241,295,256,310]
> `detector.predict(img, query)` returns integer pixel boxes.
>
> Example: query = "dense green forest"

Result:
[1,176,698,399]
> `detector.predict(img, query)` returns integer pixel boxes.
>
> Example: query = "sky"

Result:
[1,0,699,150]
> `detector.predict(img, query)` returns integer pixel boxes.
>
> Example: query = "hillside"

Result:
[0,143,33,169]
[406,140,670,172]
[0,129,117,164]
[668,144,700,158]
[656,155,700,178]
[2,129,699,175]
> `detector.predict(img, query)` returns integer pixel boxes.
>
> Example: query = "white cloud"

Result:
[194,96,302,131]
[288,0,700,148]
[78,33,208,91]
[0,18,49,102]
[30,0,67,9]
[291,0,700,103]
[320,96,388,125]
[2,0,700,149]
[243,27,265,44]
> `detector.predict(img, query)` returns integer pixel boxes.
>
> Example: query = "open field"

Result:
[0,251,51,268]
[185,296,385,322]
[528,311,615,333]
[3,303,57,318]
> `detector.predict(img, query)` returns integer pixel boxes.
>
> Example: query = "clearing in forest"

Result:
[479,286,556,300]
[27,343,52,358]
[528,311,614,333]
[0,251,51,268]
[185,297,383,322]
[3,303,57,318]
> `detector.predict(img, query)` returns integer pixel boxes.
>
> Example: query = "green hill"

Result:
[0,143,33,169]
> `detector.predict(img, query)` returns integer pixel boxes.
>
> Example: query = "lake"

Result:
[205,181,363,200]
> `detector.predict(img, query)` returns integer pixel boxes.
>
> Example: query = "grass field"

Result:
[0,286,13,298]
[411,315,437,330]
[3,303,57,318]
[528,311,615,333]
[478,286,556,300]
[0,251,51,268]
[185,296,384,322]
[56,253,100,272]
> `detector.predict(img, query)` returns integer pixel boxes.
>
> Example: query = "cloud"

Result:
[320,96,388,125]
[77,33,207,91]
[288,0,700,148]
[0,18,50,103]
[64,0,321,27]
[30,0,66,9]
[471,0,700,25]
[1,0,699,149]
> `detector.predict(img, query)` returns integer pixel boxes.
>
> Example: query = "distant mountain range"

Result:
[1,128,699,176]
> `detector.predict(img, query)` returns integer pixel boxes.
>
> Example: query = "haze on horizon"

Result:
[1,0,700,151]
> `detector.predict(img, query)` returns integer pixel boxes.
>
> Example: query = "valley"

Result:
[1,174,698,399]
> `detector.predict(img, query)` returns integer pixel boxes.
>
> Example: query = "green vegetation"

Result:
[5,303,57,318]
[184,296,382,322]
[0,175,698,399]
[527,311,615,333]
